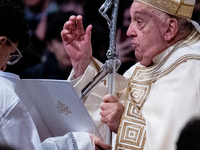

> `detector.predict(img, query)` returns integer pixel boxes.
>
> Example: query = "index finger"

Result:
[76,15,84,30]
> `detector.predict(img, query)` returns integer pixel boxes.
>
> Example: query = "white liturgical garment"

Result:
[68,21,200,150]
[0,71,93,150]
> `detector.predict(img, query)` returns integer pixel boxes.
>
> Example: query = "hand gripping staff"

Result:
[80,0,120,145]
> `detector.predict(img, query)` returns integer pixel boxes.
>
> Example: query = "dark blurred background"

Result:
[5,0,200,78]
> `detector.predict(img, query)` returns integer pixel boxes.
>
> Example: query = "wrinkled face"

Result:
[127,2,169,66]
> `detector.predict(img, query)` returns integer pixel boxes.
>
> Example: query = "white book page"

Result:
[21,79,102,140]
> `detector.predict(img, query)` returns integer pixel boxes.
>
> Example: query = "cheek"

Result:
[136,34,150,53]
[139,29,162,52]
[136,33,159,63]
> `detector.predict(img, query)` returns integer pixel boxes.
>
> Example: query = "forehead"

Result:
[130,2,157,17]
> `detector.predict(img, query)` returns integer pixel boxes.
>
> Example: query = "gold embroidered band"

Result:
[115,30,200,150]
[134,0,195,20]
[115,78,149,150]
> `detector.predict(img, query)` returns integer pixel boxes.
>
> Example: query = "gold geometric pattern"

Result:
[135,0,195,19]
[117,121,146,149]
[126,102,146,124]
[115,30,200,150]
[128,83,151,110]
[115,92,147,150]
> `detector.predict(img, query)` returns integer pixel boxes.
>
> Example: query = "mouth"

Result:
[132,43,138,49]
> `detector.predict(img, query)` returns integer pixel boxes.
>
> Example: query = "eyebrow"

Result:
[134,10,151,16]
[131,8,155,20]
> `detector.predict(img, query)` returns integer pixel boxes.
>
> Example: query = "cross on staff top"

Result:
[98,0,120,59]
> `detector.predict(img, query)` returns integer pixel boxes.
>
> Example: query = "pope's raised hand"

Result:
[61,15,93,78]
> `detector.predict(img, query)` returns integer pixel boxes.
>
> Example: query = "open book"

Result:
[2,72,102,141]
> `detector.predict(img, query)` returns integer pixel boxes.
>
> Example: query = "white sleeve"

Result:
[42,132,93,150]
[0,99,93,150]
[0,100,43,150]
[67,57,129,141]
[67,57,104,95]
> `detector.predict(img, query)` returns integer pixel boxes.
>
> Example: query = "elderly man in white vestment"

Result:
[0,0,112,150]
[61,0,200,149]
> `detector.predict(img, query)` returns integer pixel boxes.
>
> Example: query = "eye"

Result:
[137,19,143,25]
[136,18,144,29]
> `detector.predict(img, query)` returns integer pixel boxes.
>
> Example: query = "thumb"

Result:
[85,25,93,40]
[94,136,112,150]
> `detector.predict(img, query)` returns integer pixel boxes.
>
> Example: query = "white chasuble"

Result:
[115,29,200,150]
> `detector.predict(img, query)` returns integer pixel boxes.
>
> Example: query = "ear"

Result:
[164,18,178,41]
[0,36,7,46]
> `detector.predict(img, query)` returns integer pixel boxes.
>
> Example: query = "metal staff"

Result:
[80,0,120,145]
[99,0,120,145]
[80,0,120,102]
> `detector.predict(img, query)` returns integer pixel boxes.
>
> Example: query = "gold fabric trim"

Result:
[177,4,194,19]
[134,29,200,83]
[115,30,200,149]
[115,100,146,150]
[135,0,194,19]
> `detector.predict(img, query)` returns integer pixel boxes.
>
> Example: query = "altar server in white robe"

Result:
[0,0,112,150]
[61,0,200,149]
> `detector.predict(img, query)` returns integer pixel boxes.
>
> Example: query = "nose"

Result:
[126,23,137,37]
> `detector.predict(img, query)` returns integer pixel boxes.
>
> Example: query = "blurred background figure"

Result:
[56,0,85,15]
[6,0,58,76]
[21,0,58,59]
[177,117,200,150]
[116,0,137,75]
[83,0,110,63]
[22,0,58,36]
[6,0,199,78]
[20,11,76,79]
[6,0,109,78]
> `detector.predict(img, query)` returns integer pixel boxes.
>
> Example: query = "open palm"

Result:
[61,15,93,77]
